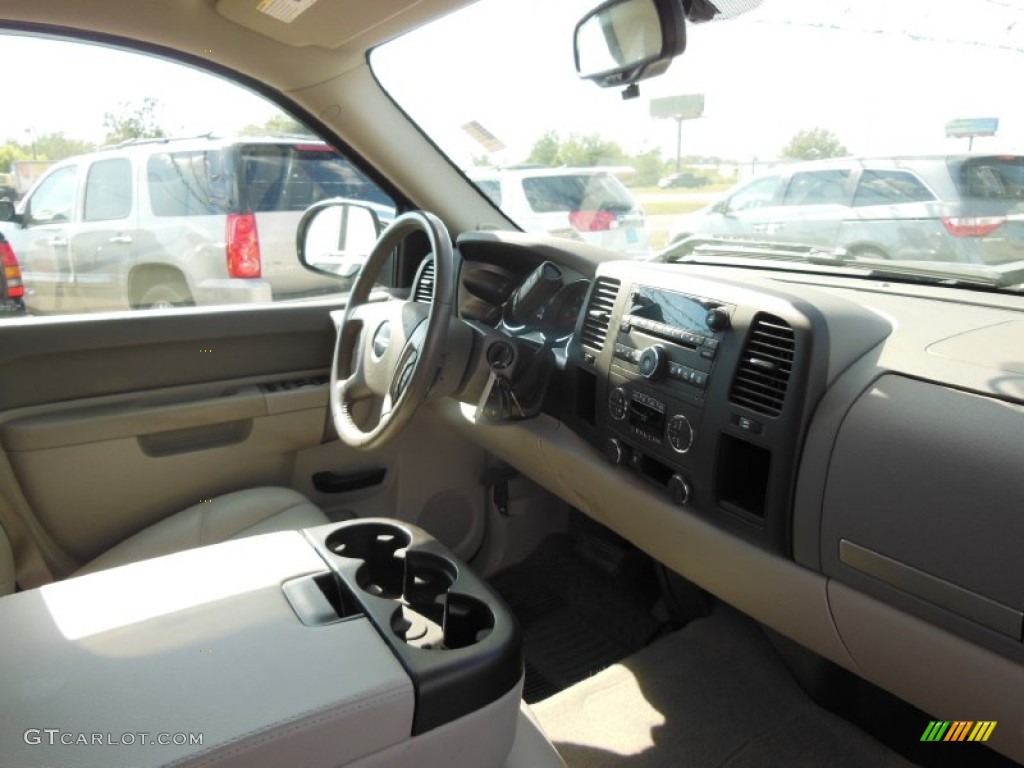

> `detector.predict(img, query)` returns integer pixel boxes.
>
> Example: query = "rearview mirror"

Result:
[0,200,16,223]
[298,201,382,280]
[574,0,685,90]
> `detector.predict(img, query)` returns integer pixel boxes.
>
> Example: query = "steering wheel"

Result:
[329,211,454,450]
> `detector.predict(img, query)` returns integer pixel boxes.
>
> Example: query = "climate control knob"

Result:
[666,414,694,453]
[637,345,668,381]
[668,474,693,506]
[608,387,628,420]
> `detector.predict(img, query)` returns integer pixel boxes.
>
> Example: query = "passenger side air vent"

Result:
[413,259,435,303]
[729,314,795,417]
[580,277,621,352]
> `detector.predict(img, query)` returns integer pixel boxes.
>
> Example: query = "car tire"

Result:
[137,284,194,309]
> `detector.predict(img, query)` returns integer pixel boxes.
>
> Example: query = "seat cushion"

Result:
[75,487,327,577]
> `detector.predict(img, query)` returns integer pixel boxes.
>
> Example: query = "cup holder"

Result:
[309,518,521,735]
[325,522,412,599]
[386,551,494,650]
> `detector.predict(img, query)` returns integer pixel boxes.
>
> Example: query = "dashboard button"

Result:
[736,415,763,434]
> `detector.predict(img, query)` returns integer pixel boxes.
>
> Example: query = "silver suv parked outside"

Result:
[469,166,650,257]
[668,155,1024,264]
[0,136,395,312]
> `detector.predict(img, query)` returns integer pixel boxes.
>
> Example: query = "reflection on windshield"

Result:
[374,0,1024,289]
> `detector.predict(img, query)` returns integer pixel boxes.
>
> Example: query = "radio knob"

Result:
[705,307,730,333]
[637,345,668,381]
[668,474,693,506]
[605,438,629,466]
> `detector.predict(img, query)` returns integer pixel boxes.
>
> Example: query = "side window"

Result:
[1,34,397,318]
[84,158,133,222]
[727,176,782,213]
[27,166,78,225]
[854,170,935,206]
[782,170,851,206]
[147,152,232,217]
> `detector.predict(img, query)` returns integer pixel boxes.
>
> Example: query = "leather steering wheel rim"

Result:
[329,210,454,450]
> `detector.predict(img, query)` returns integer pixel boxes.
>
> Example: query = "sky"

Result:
[3,0,1024,170]
[0,36,281,146]
[373,0,1024,167]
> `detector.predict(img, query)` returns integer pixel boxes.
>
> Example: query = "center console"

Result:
[0,521,529,768]
[564,262,821,554]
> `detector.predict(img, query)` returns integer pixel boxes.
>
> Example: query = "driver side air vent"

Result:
[413,259,435,303]
[580,277,620,352]
[729,314,795,417]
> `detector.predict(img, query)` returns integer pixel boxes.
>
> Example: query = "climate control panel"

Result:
[606,385,699,456]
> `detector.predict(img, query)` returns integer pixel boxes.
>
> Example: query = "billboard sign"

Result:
[945,117,999,138]
[650,94,705,120]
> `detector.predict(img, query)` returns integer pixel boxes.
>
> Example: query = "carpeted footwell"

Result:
[488,534,662,703]
[532,607,916,768]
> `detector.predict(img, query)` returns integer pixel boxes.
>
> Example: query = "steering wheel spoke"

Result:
[317,210,454,450]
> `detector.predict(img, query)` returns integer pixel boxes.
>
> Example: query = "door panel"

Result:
[5,400,325,561]
[0,301,491,574]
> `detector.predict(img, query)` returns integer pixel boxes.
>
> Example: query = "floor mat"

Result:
[532,606,918,768]
[489,534,663,704]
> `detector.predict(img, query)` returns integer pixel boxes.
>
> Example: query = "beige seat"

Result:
[0,486,328,594]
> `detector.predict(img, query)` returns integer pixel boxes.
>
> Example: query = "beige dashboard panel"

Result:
[437,399,856,673]
[830,581,1024,764]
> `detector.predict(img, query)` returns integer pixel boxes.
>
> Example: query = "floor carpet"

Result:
[488,533,663,703]
[532,606,918,768]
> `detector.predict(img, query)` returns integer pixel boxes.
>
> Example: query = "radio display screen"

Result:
[629,287,709,333]
[630,398,665,434]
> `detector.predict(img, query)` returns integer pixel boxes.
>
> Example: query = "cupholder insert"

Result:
[325,522,412,599]
[404,550,457,620]
[444,593,495,649]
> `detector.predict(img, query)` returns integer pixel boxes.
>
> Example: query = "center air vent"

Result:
[729,313,795,417]
[413,259,435,303]
[580,276,621,352]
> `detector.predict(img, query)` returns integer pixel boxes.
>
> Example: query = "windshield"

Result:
[374,0,1024,291]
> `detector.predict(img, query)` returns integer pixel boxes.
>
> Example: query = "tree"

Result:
[780,127,848,161]
[630,147,668,187]
[102,97,167,145]
[526,131,625,168]
[32,133,96,161]
[527,131,560,166]
[0,143,27,173]
[239,114,314,137]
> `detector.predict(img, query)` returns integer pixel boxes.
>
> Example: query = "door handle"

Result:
[48,236,68,248]
[109,234,133,245]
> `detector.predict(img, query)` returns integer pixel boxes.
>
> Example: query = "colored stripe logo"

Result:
[921,721,996,742]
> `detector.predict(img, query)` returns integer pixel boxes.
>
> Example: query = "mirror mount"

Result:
[574,0,686,95]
